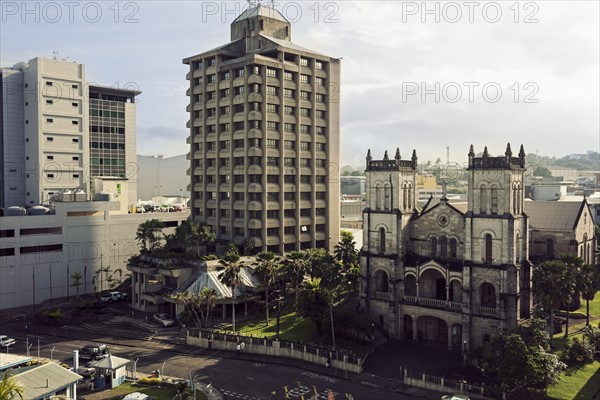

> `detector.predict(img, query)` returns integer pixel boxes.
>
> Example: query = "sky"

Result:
[1,0,599,168]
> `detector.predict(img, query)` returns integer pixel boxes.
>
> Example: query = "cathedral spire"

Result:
[519,144,526,159]
[483,146,489,157]
[395,148,401,161]
[383,150,389,160]
[505,143,512,158]
[411,149,417,162]
[366,149,372,168]
[468,144,475,157]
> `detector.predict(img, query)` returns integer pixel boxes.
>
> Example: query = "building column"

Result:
[244,302,248,317]
[416,282,420,302]
[412,316,418,341]
[447,324,453,350]
[222,304,226,319]
[446,285,450,304]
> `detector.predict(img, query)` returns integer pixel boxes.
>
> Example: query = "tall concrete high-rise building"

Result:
[0,57,139,208]
[183,5,341,253]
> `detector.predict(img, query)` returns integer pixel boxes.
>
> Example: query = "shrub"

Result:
[203,254,219,261]
[46,308,62,319]
[583,324,600,358]
[566,338,594,365]
[138,377,161,385]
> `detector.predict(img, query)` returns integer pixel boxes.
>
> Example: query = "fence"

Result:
[402,367,495,399]
[188,329,364,373]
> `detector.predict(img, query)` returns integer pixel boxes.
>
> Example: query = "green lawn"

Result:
[547,361,600,400]
[576,295,600,320]
[90,382,178,400]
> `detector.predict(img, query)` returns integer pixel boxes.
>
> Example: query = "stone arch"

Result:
[449,237,458,258]
[383,182,391,210]
[448,278,463,302]
[374,269,389,292]
[404,274,417,297]
[483,233,493,263]
[404,314,414,340]
[479,183,487,213]
[416,315,448,344]
[379,227,386,254]
[430,236,437,257]
[419,268,446,300]
[440,235,448,258]
[375,182,382,210]
[479,282,497,308]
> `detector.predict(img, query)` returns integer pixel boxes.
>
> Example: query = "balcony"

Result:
[477,306,499,317]
[420,298,447,308]
[374,291,392,301]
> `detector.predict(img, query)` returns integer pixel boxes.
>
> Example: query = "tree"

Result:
[561,254,583,337]
[188,220,216,256]
[581,263,600,326]
[0,369,24,400]
[171,288,218,328]
[136,219,164,252]
[482,327,564,398]
[283,251,309,308]
[334,231,359,291]
[255,251,281,326]
[217,247,243,332]
[297,278,330,337]
[70,271,83,300]
[533,260,575,347]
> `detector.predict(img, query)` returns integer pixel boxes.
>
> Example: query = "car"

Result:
[153,313,175,327]
[123,392,156,400]
[100,291,127,303]
[76,366,95,378]
[0,335,16,347]
[78,343,109,360]
[441,395,470,400]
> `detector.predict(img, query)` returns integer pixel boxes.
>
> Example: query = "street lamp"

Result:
[51,346,56,361]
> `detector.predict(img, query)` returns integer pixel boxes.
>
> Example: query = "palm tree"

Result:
[70,271,83,300]
[136,219,164,252]
[0,369,24,400]
[255,251,281,326]
[188,220,216,256]
[580,263,598,326]
[562,254,584,336]
[297,278,329,338]
[283,251,308,308]
[533,260,574,348]
[217,247,243,332]
[334,230,359,293]
[200,287,218,327]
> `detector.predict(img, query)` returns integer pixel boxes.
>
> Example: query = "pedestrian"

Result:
[240,341,245,351]
[236,344,241,356]
[325,357,331,368]
[208,338,213,349]
[24,323,28,332]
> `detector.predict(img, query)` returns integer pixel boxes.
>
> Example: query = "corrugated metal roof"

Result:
[525,200,583,230]
[0,354,31,371]
[11,362,81,400]
[261,35,328,57]
[90,354,130,370]
[186,266,261,299]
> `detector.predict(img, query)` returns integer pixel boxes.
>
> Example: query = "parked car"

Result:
[78,343,109,360]
[0,335,16,347]
[442,395,470,400]
[153,313,175,327]
[100,291,128,303]
[123,392,156,400]
[76,365,95,378]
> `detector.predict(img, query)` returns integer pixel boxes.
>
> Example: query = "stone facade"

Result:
[360,144,533,354]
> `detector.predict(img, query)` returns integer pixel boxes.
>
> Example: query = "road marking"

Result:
[221,389,260,400]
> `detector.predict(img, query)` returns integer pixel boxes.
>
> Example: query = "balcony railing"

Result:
[449,301,462,311]
[478,306,499,317]
[419,298,447,308]
[404,295,418,304]
[401,296,463,312]
[374,291,392,301]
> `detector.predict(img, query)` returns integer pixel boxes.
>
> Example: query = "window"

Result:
[72,138,79,143]
[284,175,296,183]
[300,74,310,84]
[267,139,278,148]
[267,104,278,113]
[267,175,279,184]
[220,140,231,150]
[220,106,230,115]
[316,77,325,86]
[267,157,279,166]
[284,88,295,98]
[300,125,311,134]
[46,137,54,142]
[207,74,216,83]
[546,238,554,259]
[234,86,244,96]
[300,91,310,101]
[220,124,230,133]
[379,228,386,253]
[234,104,244,113]
[284,209,295,217]
[484,234,493,263]
[252,65,260,75]
[266,86,278,96]
[72,156,79,161]
[316,192,325,199]
[431,237,437,257]
[208,58,216,67]
[284,158,295,166]
[440,236,448,258]
[491,186,498,214]
[301,208,311,217]
[480,185,487,213]
[47,155,54,160]
[266,68,277,78]
[450,238,458,258]
[284,226,295,234]
[480,283,496,308]
[46,81,53,86]
[316,93,326,102]
[234,175,245,183]
[316,208,325,216]
[222,71,230,80]
[284,140,295,149]
[72,102,77,107]
[46,118,54,123]
[316,142,326,151]
[315,159,326,168]
[300,58,309,67]
[234,121,245,131]
[284,71,294,80]
[301,158,311,167]
[220,88,230,98]
[235,68,244,77]
[46,99,53,104]
[316,61,324,70]
[284,106,295,115]
[316,126,326,136]
[300,141,310,150]
[284,123,296,132]
[206,91,216,100]
[301,192,311,200]
[301,108,311,117]
[267,210,279,218]
[316,110,326,119]
[267,228,279,236]
[73,174,79,178]
[301,175,311,184]
[267,192,279,201]
[267,122,279,131]
[234,139,244,149]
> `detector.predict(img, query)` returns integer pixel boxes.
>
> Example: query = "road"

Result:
[3,327,414,400]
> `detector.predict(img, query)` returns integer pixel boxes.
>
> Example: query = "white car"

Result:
[442,395,470,400]
[100,291,128,303]
[0,335,16,347]
[153,313,175,327]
